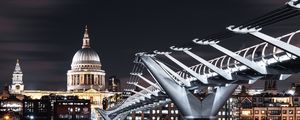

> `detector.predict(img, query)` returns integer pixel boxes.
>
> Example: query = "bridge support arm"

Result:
[131,83,158,96]
[210,43,267,74]
[184,50,233,80]
[162,53,208,84]
[155,60,191,87]
[136,74,162,90]
[129,90,151,99]
[193,40,268,74]
[250,31,300,57]
[227,25,300,57]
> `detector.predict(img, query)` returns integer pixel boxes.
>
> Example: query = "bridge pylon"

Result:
[137,53,238,120]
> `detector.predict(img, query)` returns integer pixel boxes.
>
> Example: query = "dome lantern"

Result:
[82,25,90,48]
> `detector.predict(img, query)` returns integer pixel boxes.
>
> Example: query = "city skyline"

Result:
[0,0,300,90]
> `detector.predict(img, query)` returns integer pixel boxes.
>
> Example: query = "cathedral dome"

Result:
[67,25,106,92]
[71,48,101,66]
[70,25,102,69]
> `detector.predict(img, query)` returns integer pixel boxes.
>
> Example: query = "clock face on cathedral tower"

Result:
[16,85,20,90]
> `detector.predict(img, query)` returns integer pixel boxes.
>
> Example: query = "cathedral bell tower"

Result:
[9,59,24,94]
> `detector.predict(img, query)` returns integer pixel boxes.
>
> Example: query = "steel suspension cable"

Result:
[234,6,290,28]
[250,9,298,28]
[258,11,300,27]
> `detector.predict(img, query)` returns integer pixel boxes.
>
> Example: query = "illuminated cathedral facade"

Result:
[67,26,106,91]
[6,26,120,108]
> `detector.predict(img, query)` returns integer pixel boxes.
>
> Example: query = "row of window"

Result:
[59,102,88,105]
[73,64,100,69]
[58,114,89,119]
[151,110,179,114]
[66,107,82,112]
[253,110,300,114]
[252,116,300,120]
[126,116,179,120]
[24,102,48,113]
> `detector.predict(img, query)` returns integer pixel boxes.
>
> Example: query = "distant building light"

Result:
[287,90,295,95]
[29,115,34,119]
[241,110,252,115]
[4,115,10,120]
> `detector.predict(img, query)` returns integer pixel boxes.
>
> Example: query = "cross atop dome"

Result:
[82,25,90,48]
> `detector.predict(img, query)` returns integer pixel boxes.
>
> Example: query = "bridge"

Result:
[98,0,300,120]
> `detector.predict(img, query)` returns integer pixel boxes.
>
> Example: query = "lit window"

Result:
[255,117,259,120]
[283,110,287,114]
[68,108,73,112]
[161,110,168,114]
[144,110,150,114]
[222,111,226,115]
[170,103,174,107]
[136,117,141,120]
[242,110,251,115]
[75,107,80,112]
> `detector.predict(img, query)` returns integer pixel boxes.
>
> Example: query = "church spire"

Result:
[14,59,22,74]
[10,58,24,94]
[82,25,91,48]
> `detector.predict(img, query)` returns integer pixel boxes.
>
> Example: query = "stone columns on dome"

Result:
[67,72,106,91]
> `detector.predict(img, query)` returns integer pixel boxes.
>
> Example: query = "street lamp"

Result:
[4,115,10,120]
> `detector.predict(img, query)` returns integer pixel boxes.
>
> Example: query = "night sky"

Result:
[0,0,300,91]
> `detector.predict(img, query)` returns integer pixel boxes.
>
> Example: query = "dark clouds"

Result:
[0,0,299,90]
